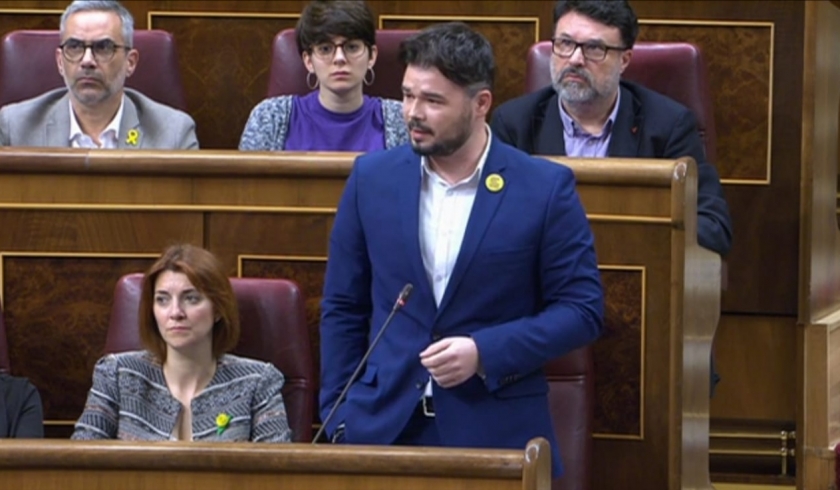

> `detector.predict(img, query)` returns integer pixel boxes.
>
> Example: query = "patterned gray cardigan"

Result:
[238,95,409,151]
[71,351,292,442]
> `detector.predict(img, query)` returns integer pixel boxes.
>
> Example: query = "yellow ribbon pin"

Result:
[125,129,140,146]
[485,173,504,192]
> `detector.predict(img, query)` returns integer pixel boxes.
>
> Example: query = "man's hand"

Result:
[420,336,479,388]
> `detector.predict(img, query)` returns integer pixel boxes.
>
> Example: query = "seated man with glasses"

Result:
[490,0,731,259]
[239,0,408,152]
[0,0,198,149]
[491,0,731,397]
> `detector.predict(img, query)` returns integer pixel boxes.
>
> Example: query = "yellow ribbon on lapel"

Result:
[125,129,140,146]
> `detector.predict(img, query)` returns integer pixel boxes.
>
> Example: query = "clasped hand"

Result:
[419,336,479,388]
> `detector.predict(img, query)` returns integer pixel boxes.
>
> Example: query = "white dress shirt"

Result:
[68,96,125,149]
[419,126,492,396]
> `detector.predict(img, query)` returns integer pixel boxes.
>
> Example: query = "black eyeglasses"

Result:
[310,39,367,60]
[551,38,626,62]
[59,38,129,62]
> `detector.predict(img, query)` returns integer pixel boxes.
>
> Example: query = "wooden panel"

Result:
[0,210,203,251]
[588,222,675,489]
[205,212,332,258]
[3,255,158,421]
[149,13,299,150]
[799,1,840,488]
[638,22,772,183]
[829,326,840,444]
[593,268,643,437]
[379,16,537,112]
[710,314,796,422]
[0,9,59,32]
[629,0,806,319]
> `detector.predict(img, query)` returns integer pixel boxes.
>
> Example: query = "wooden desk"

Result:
[0,437,551,490]
[0,148,719,490]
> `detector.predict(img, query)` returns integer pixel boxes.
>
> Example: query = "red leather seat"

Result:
[104,273,314,442]
[545,346,594,490]
[524,41,717,163]
[0,299,9,374]
[0,30,188,112]
[267,28,415,100]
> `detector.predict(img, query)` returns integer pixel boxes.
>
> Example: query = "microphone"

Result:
[312,283,414,444]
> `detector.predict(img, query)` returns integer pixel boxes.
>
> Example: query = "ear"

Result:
[473,88,493,119]
[302,51,314,73]
[125,48,139,78]
[619,48,632,74]
[55,47,65,77]
[367,44,378,68]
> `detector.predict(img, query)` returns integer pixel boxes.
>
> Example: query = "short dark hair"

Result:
[553,0,639,49]
[139,244,240,362]
[398,22,495,95]
[61,0,134,47]
[295,0,376,56]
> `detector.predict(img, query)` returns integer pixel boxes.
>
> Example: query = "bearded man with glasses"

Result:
[491,0,731,259]
[0,0,198,149]
[491,0,731,398]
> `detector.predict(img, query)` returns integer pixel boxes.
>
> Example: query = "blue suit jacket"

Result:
[490,81,732,256]
[319,138,604,477]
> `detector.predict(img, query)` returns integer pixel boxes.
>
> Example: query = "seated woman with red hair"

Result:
[72,244,291,442]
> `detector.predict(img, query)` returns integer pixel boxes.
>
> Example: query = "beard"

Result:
[67,70,117,107]
[550,64,619,105]
[407,109,473,158]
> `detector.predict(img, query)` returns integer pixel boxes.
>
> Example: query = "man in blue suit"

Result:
[319,22,604,477]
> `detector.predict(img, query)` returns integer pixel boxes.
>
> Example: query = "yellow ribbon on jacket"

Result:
[125,129,140,146]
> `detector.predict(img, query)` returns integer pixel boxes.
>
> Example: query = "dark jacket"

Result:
[490,80,732,256]
[0,373,44,438]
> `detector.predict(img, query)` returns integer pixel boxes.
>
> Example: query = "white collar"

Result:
[68,95,126,146]
[420,124,493,184]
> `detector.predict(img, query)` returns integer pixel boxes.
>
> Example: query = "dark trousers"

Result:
[394,402,440,446]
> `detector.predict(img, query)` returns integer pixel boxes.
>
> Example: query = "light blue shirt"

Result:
[558,90,621,158]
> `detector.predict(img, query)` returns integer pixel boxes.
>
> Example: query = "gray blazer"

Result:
[0,87,198,149]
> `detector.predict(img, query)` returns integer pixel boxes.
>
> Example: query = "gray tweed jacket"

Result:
[71,351,291,442]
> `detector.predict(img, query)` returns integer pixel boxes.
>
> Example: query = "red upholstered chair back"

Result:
[104,273,314,442]
[0,299,9,374]
[0,30,188,111]
[267,28,416,100]
[545,346,594,490]
[524,41,717,164]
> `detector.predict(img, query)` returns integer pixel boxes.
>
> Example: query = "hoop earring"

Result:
[364,67,375,86]
[306,71,319,90]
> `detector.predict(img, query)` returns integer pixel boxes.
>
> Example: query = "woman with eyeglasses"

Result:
[239,0,408,151]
